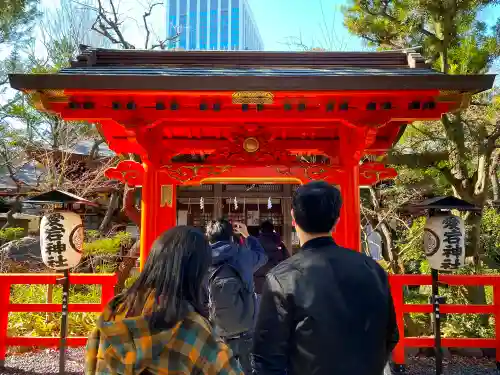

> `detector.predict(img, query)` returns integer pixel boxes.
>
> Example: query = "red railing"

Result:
[1,272,498,367]
[0,273,117,366]
[390,274,500,365]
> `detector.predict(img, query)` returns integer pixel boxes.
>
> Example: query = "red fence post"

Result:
[390,276,406,365]
[493,280,500,368]
[100,275,116,311]
[0,279,11,367]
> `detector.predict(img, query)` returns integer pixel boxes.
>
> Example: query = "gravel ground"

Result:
[404,356,499,374]
[1,350,499,374]
[2,348,85,375]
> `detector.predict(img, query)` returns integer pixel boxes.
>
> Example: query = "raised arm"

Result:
[233,222,268,271]
[252,273,291,375]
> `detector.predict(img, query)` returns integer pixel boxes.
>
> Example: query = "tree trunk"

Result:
[2,198,22,229]
[99,190,120,233]
[114,240,140,294]
[490,151,499,202]
[122,186,140,226]
[465,212,489,325]
[113,186,141,295]
[367,187,403,274]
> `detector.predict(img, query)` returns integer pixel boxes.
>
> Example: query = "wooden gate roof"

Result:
[9,47,494,92]
[7,47,497,187]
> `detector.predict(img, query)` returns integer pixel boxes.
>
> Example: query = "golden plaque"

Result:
[160,185,174,208]
[232,91,274,105]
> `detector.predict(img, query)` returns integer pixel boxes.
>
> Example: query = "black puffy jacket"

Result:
[252,237,399,375]
[254,232,289,294]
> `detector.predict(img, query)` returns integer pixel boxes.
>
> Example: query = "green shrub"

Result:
[85,230,101,242]
[83,231,133,256]
[442,314,495,339]
[481,208,500,265]
[7,284,101,345]
[405,291,432,336]
[0,228,25,244]
[124,274,139,290]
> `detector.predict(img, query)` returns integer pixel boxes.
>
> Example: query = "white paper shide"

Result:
[40,211,84,270]
[423,214,465,271]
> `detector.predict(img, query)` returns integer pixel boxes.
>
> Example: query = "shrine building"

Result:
[9,46,494,267]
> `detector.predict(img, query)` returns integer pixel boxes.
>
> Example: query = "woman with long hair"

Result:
[85,226,243,375]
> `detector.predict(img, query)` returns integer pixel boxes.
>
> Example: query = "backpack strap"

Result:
[209,263,248,291]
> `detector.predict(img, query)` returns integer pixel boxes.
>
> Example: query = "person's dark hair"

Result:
[205,219,233,242]
[292,181,342,234]
[115,226,211,328]
[260,220,274,234]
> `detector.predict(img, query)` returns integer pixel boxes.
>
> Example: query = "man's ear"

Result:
[291,209,296,227]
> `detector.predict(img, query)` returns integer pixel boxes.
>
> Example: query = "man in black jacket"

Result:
[254,221,289,296]
[252,181,399,375]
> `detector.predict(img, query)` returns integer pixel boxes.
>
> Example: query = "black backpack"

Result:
[208,262,255,338]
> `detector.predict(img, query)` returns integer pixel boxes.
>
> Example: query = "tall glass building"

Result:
[166,0,264,50]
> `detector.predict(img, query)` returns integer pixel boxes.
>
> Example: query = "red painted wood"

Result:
[389,274,500,365]
[5,336,88,347]
[0,274,117,363]
[7,303,105,313]
[139,162,177,268]
[106,161,396,187]
[0,283,10,364]
[402,304,494,314]
[0,273,117,285]
[493,280,500,361]
[404,337,497,348]
[38,89,462,272]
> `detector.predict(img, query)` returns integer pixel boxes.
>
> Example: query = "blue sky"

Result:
[249,0,364,51]
[249,0,500,51]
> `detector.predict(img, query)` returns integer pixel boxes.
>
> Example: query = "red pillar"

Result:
[139,162,177,269]
[334,166,361,251]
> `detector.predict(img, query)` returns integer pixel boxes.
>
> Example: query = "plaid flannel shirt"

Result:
[85,296,243,375]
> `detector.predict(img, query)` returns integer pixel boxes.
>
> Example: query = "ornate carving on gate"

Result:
[105,161,144,187]
[207,127,297,165]
[160,165,233,184]
[275,165,338,183]
[359,162,397,185]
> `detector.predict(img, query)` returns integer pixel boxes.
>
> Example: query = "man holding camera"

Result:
[206,219,267,374]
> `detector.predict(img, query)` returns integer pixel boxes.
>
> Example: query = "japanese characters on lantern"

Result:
[40,211,84,270]
[423,214,465,271]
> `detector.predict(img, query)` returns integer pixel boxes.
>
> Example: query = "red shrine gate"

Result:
[9,47,494,268]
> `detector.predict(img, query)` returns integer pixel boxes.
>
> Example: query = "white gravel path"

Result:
[1,349,499,374]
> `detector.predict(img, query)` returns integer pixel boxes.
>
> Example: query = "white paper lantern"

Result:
[40,211,84,270]
[423,214,465,271]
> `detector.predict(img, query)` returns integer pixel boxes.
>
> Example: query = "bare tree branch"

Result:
[142,2,162,49]
[87,0,136,49]
[78,0,180,50]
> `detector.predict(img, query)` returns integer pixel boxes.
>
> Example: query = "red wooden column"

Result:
[334,166,361,251]
[139,161,177,269]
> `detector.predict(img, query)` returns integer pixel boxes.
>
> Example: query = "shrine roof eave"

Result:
[9,72,495,93]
